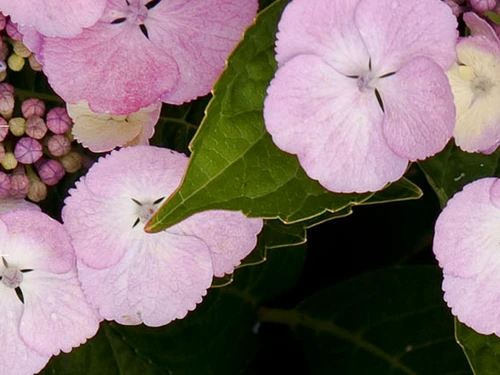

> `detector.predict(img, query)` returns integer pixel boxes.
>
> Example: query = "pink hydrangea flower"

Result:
[30,0,258,115]
[434,177,500,335]
[0,197,40,213]
[264,0,458,193]
[67,101,161,152]
[62,146,263,327]
[446,12,500,154]
[0,0,106,37]
[0,210,99,375]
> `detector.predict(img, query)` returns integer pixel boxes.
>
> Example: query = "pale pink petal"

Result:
[264,54,407,193]
[0,0,106,37]
[0,198,40,214]
[0,289,50,375]
[19,270,99,356]
[434,178,500,334]
[464,12,500,48]
[77,233,213,327]
[274,0,369,76]
[377,56,455,160]
[1,210,74,274]
[354,0,458,73]
[170,211,263,277]
[68,101,161,152]
[434,178,500,278]
[40,21,179,115]
[155,0,259,104]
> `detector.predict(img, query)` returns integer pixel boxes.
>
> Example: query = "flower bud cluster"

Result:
[0,13,42,79]
[0,86,84,202]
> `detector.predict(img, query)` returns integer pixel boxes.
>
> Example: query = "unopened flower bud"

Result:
[470,0,496,11]
[47,134,71,157]
[14,137,43,164]
[60,151,82,173]
[27,176,47,202]
[0,83,14,94]
[0,13,6,31]
[36,159,65,186]
[0,89,14,120]
[0,171,10,197]
[1,152,17,170]
[46,107,72,134]
[6,20,22,40]
[0,117,8,141]
[7,53,25,72]
[9,173,29,199]
[25,116,47,139]
[0,43,8,61]
[21,98,46,118]
[12,40,32,58]
[28,55,42,72]
[8,117,25,137]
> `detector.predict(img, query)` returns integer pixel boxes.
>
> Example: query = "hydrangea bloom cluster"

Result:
[264,0,458,193]
[62,146,263,326]
[433,178,500,335]
[0,207,99,375]
[16,0,258,115]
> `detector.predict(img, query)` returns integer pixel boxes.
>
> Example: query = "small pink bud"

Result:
[27,177,47,202]
[0,83,14,95]
[470,0,496,11]
[0,89,14,120]
[1,152,17,170]
[9,173,29,199]
[0,13,6,31]
[36,159,65,186]
[21,98,46,118]
[14,137,43,164]
[60,152,82,173]
[0,117,8,141]
[46,107,72,134]
[0,171,10,197]
[8,117,25,137]
[6,20,22,40]
[25,116,47,139]
[47,134,71,157]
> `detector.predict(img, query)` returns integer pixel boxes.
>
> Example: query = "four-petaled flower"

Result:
[62,145,263,327]
[264,0,458,193]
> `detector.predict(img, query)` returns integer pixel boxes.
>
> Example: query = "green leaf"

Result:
[40,322,165,375]
[148,1,390,232]
[259,267,471,375]
[456,320,500,375]
[418,141,500,208]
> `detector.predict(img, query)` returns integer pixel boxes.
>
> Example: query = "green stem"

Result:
[14,88,64,105]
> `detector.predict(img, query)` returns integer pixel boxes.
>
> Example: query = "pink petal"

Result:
[155,0,259,104]
[0,289,50,375]
[19,270,99,356]
[264,54,407,193]
[76,233,213,327]
[434,178,500,334]
[0,0,106,37]
[434,178,500,278]
[170,210,263,277]
[377,56,455,160]
[68,101,161,153]
[0,198,40,214]
[275,0,369,76]
[1,210,74,274]
[463,12,500,48]
[354,0,458,73]
[40,21,179,115]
